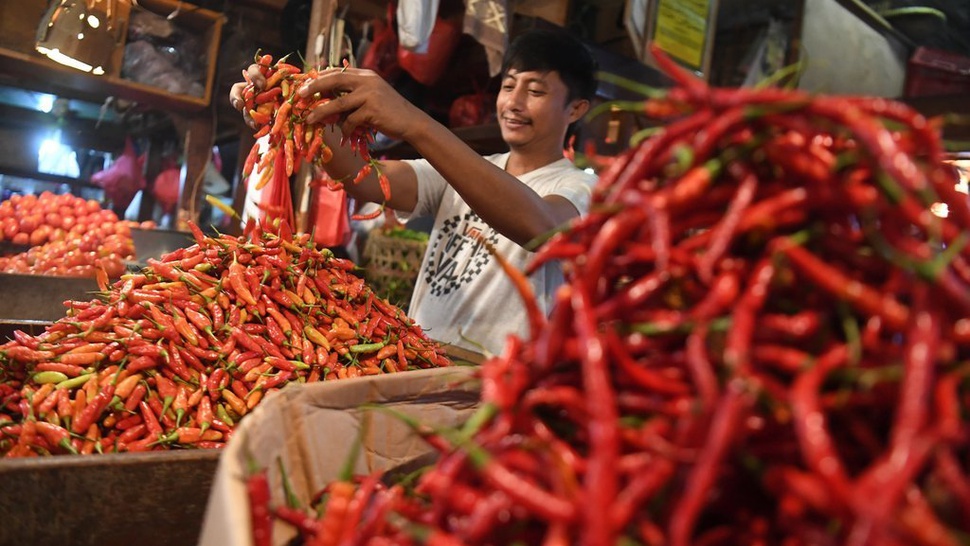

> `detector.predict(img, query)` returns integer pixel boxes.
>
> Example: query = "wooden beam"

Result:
[230,0,289,12]
[0,164,102,191]
[0,102,127,152]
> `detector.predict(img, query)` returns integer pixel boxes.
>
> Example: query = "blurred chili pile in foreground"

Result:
[0,220,449,456]
[247,46,970,545]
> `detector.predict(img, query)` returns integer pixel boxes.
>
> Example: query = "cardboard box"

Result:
[199,366,481,546]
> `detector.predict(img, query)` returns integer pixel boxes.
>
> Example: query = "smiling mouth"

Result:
[503,117,530,127]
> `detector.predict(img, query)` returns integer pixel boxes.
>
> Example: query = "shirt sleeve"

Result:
[543,167,596,218]
[397,158,448,220]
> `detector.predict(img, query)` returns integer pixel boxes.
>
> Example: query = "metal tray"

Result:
[130,228,193,265]
[0,273,100,322]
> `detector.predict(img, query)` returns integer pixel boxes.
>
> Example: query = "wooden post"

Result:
[172,111,215,231]
[307,0,339,66]
[294,0,339,233]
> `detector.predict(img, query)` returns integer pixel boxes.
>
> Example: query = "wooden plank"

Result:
[0,46,210,113]
[0,274,99,322]
[0,102,127,153]
[0,450,220,546]
[0,165,102,192]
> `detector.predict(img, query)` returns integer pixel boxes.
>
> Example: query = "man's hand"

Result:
[228,65,267,129]
[298,67,429,143]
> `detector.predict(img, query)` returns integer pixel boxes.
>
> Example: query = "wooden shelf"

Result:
[0,46,210,113]
[0,164,102,192]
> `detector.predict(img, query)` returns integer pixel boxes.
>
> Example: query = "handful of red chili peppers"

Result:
[0,218,449,456]
[244,46,970,545]
[240,54,390,221]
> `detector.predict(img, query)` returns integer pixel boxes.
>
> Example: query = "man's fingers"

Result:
[298,68,358,99]
[246,64,266,87]
[306,91,364,125]
[229,82,246,111]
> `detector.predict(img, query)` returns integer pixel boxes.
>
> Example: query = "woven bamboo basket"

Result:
[362,229,428,310]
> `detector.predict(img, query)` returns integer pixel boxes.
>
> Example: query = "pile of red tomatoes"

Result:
[0,192,153,278]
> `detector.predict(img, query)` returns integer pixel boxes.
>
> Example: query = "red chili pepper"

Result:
[284,137,295,177]
[778,239,910,331]
[229,259,259,307]
[71,384,115,435]
[35,421,78,454]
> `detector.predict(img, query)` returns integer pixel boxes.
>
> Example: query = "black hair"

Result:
[500,28,598,104]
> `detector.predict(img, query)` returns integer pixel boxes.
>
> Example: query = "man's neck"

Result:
[504,147,564,177]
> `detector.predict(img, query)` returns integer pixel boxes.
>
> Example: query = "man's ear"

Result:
[568,99,591,124]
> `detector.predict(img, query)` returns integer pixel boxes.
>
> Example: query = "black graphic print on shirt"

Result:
[424,211,499,297]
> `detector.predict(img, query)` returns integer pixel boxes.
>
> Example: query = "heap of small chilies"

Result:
[0,220,450,456]
[246,46,970,545]
[240,55,390,221]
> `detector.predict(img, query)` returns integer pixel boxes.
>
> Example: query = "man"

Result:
[231,28,598,356]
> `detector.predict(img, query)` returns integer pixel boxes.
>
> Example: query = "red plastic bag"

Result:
[258,151,294,228]
[91,137,146,212]
[397,15,461,86]
[360,3,402,81]
[308,185,351,248]
[449,90,495,128]
[152,166,181,214]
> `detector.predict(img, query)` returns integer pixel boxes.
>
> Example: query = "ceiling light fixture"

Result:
[35,0,122,76]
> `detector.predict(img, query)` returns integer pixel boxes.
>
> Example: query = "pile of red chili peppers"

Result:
[240,54,390,221]
[0,220,450,456]
[244,46,970,546]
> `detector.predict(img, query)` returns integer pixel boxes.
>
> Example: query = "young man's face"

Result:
[496,68,584,154]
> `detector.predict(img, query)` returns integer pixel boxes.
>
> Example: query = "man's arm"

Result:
[301,68,581,246]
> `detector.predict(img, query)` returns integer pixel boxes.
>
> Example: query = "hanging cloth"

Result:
[463,0,508,76]
[397,0,440,52]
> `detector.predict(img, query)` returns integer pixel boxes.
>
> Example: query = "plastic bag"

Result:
[152,165,181,214]
[123,41,205,97]
[91,137,146,212]
[397,15,462,86]
[449,90,495,128]
[258,151,295,228]
[122,8,206,97]
[397,0,440,50]
[308,186,352,248]
[360,3,402,81]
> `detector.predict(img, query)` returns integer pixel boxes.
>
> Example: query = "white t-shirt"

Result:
[400,152,595,356]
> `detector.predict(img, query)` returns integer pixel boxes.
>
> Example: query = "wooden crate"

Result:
[120,0,223,107]
[0,450,220,546]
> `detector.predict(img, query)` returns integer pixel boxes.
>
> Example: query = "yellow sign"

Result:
[653,0,711,70]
